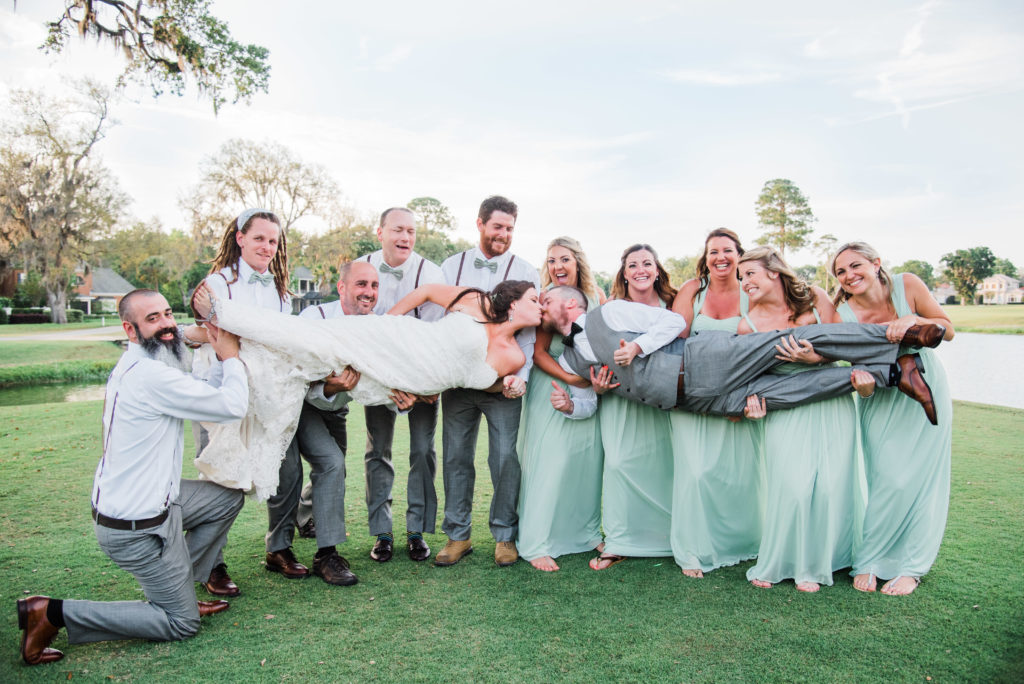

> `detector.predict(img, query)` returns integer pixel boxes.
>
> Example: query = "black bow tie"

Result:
[563,322,584,348]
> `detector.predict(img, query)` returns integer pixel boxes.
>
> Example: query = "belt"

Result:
[675,357,686,405]
[92,506,168,531]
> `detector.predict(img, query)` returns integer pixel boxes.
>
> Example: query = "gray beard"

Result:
[146,340,191,373]
[137,325,191,373]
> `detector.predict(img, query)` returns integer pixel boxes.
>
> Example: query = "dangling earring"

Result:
[509,307,515,323]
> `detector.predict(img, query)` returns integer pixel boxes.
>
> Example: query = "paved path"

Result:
[1,326,125,342]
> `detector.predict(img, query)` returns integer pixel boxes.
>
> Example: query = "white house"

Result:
[980,274,1022,305]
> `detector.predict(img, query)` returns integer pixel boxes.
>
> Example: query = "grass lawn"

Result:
[0,320,111,336]
[1,399,1022,681]
[944,304,1024,334]
[0,341,123,367]
[0,341,122,387]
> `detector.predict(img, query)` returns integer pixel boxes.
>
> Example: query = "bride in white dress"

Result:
[191,280,541,499]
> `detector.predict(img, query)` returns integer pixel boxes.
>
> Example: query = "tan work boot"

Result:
[434,539,473,566]
[495,541,519,567]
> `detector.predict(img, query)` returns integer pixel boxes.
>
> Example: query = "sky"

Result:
[1,1,1022,275]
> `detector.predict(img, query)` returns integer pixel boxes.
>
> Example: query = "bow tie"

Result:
[379,262,404,280]
[474,257,498,273]
[248,271,275,286]
[563,322,584,348]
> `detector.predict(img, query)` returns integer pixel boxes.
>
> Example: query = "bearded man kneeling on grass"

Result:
[16,289,249,666]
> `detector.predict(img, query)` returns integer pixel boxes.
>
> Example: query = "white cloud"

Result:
[659,68,782,86]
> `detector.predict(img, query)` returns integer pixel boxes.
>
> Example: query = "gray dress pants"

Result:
[266,403,348,552]
[681,323,899,415]
[63,480,243,644]
[440,388,522,542]
[364,402,439,536]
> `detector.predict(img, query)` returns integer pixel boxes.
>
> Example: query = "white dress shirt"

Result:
[206,259,290,312]
[557,301,688,419]
[93,344,249,520]
[362,250,446,322]
[441,246,542,382]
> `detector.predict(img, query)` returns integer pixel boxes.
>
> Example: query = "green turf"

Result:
[1,400,1021,682]
[945,304,1024,334]
[0,320,111,336]
[0,341,123,367]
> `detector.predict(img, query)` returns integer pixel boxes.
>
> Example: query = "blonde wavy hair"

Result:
[738,246,814,322]
[829,241,893,307]
[540,236,602,300]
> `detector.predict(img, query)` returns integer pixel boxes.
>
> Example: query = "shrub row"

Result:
[0,360,117,387]
[3,309,85,324]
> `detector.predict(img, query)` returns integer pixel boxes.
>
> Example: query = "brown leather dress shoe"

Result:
[297,518,317,539]
[266,547,310,578]
[896,353,937,425]
[203,563,240,597]
[901,323,945,349]
[313,551,358,586]
[434,539,473,566]
[370,535,393,563]
[407,533,431,562]
[197,600,230,617]
[495,541,519,567]
[17,596,64,665]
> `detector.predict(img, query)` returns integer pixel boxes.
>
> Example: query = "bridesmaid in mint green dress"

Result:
[832,242,954,596]
[517,237,606,572]
[669,229,762,577]
[738,247,867,593]
[589,244,677,570]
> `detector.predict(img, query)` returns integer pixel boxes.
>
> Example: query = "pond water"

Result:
[0,381,106,407]
[0,333,1021,409]
[933,332,1024,410]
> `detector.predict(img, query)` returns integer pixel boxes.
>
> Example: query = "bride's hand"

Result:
[502,375,526,399]
[191,283,215,322]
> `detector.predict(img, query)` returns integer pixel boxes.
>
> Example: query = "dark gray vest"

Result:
[560,307,684,410]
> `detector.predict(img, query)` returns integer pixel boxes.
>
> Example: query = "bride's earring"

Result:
[510,306,516,323]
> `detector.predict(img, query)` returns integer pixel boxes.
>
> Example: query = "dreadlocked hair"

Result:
[208,211,290,302]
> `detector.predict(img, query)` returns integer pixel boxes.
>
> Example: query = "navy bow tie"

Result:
[563,322,584,348]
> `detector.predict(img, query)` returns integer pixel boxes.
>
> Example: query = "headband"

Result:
[236,208,272,232]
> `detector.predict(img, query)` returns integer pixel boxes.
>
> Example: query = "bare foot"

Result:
[796,581,820,593]
[529,556,559,572]
[589,554,626,571]
[881,576,919,596]
[750,579,773,589]
[594,542,605,554]
[681,568,704,579]
[853,573,877,592]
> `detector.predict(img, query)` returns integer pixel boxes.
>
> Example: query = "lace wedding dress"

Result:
[195,298,498,499]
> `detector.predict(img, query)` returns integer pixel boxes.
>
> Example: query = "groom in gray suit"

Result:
[17,290,248,665]
[541,286,942,421]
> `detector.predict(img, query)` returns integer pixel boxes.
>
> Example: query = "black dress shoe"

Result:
[407,534,431,562]
[370,535,393,562]
[896,353,937,425]
[266,547,310,578]
[203,563,241,597]
[17,596,64,665]
[197,600,230,617]
[313,551,358,586]
[298,518,317,539]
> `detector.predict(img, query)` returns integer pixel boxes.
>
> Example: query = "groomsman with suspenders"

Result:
[435,196,541,567]
[359,207,447,562]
